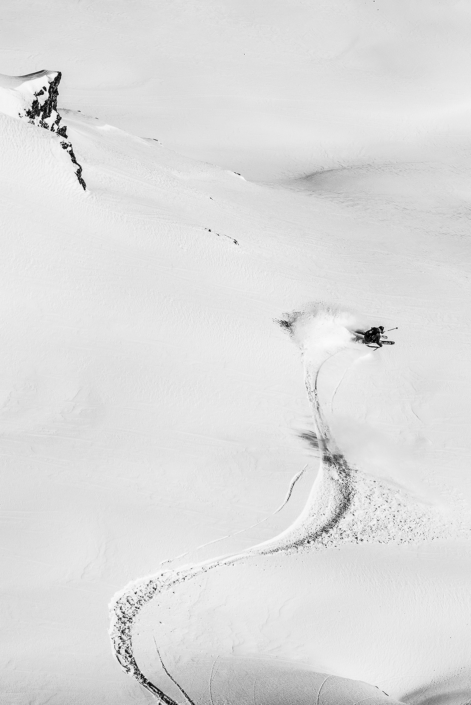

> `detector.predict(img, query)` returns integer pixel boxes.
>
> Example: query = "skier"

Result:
[363,325,385,347]
[355,325,396,348]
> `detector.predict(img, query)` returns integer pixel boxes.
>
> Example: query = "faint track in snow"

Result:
[160,463,308,568]
[160,463,308,565]
[154,638,197,705]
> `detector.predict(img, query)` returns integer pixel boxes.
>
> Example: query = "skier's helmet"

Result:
[379,326,384,332]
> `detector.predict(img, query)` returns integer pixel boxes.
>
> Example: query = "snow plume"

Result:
[0,70,86,189]
[278,302,359,368]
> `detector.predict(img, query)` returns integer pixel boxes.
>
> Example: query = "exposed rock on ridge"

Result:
[0,70,86,190]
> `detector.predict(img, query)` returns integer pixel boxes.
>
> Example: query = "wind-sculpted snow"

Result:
[0,70,86,189]
[110,304,450,703]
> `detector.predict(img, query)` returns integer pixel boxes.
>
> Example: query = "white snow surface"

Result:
[2,3,471,705]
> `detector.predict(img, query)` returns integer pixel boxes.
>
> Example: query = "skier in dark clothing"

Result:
[363,325,385,346]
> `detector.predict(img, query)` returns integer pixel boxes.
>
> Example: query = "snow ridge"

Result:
[0,70,86,189]
[109,305,453,702]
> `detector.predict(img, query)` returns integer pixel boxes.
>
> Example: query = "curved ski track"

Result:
[109,350,448,703]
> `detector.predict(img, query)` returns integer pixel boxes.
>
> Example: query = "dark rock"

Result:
[20,71,86,190]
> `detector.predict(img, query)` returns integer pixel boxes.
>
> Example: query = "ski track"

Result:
[109,340,453,703]
[159,464,308,569]
[153,638,197,705]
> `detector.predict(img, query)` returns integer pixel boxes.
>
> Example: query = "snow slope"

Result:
[0,101,317,704]
[4,1,471,179]
[114,306,471,703]
[2,90,471,704]
[2,3,471,705]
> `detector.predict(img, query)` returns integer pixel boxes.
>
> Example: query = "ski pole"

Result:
[387,327,398,332]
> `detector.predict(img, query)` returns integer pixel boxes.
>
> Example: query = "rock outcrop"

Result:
[0,70,86,190]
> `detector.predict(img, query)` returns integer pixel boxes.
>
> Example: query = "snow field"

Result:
[2,4,471,699]
[2,107,471,701]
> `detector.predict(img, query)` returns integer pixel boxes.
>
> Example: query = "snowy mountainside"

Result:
[1,84,471,705]
[0,97,313,705]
